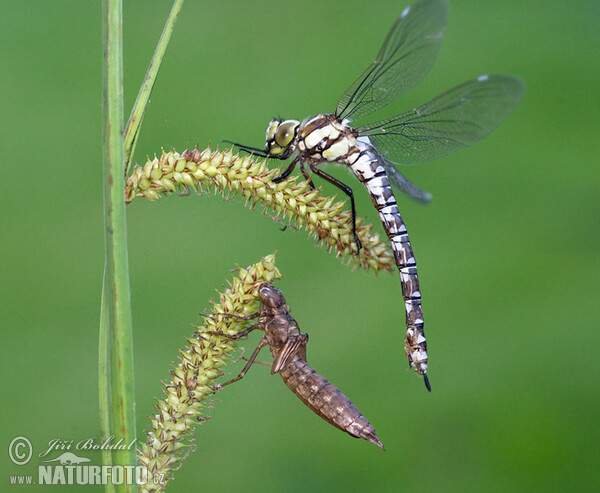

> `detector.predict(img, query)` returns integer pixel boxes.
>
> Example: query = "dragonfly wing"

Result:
[357,74,525,166]
[271,334,308,374]
[370,146,433,202]
[335,0,448,122]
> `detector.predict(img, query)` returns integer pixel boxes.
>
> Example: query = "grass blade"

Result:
[124,0,185,176]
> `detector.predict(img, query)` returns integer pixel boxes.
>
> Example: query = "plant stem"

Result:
[98,268,115,493]
[102,0,136,489]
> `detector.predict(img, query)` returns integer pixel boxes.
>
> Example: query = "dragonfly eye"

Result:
[275,120,299,148]
[265,119,280,143]
[265,119,299,157]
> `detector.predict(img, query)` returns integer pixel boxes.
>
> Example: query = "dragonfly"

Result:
[226,0,525,391]
[207,283,384,449]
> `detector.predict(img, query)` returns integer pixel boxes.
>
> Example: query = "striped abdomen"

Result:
[277,353,384,450]
[349,144,430,390]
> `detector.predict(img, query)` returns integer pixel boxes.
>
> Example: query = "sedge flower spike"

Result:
[125,145,394,273]
[138,255,282,491]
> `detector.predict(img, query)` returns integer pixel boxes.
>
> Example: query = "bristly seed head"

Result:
[125,145,394,274]
[137,255,282,491]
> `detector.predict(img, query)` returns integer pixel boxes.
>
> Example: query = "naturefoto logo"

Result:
[8,435,165,487]
[41,452,91,465]
[38,453,145,486]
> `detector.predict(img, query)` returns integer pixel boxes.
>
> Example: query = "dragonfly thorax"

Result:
[296,114,359,164]
[265,119,300,158]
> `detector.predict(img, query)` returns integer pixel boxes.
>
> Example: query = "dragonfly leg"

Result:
[215,337,269,389]
[204,322,260,340]
[241,355,272,367]
[309,164,362,253]
[272,155,300,183]
[299,162,315,189]
[200,311,259,322]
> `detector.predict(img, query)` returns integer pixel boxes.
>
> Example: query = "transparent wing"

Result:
[335,0,448,122]
[382,160,433,202]
[367,144,432,201]
[357,74,525,166]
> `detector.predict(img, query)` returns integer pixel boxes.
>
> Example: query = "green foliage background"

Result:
[2,0,598,491]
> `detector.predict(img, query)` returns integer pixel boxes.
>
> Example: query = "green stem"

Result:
[124,0,184,177]
[102,0,136,490]
[98,268,115,493]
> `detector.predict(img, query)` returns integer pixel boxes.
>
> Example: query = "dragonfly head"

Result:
[258,283,287,309]
[265,118,300,158]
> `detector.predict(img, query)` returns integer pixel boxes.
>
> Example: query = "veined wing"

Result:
[366,144,433,202]
[357,74,525,166]
[335,0,448,122]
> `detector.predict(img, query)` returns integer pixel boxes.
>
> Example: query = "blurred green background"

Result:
[2,0,599,491]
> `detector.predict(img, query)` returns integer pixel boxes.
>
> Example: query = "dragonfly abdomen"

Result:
[350,146,430,388]
[278,354,384,450]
